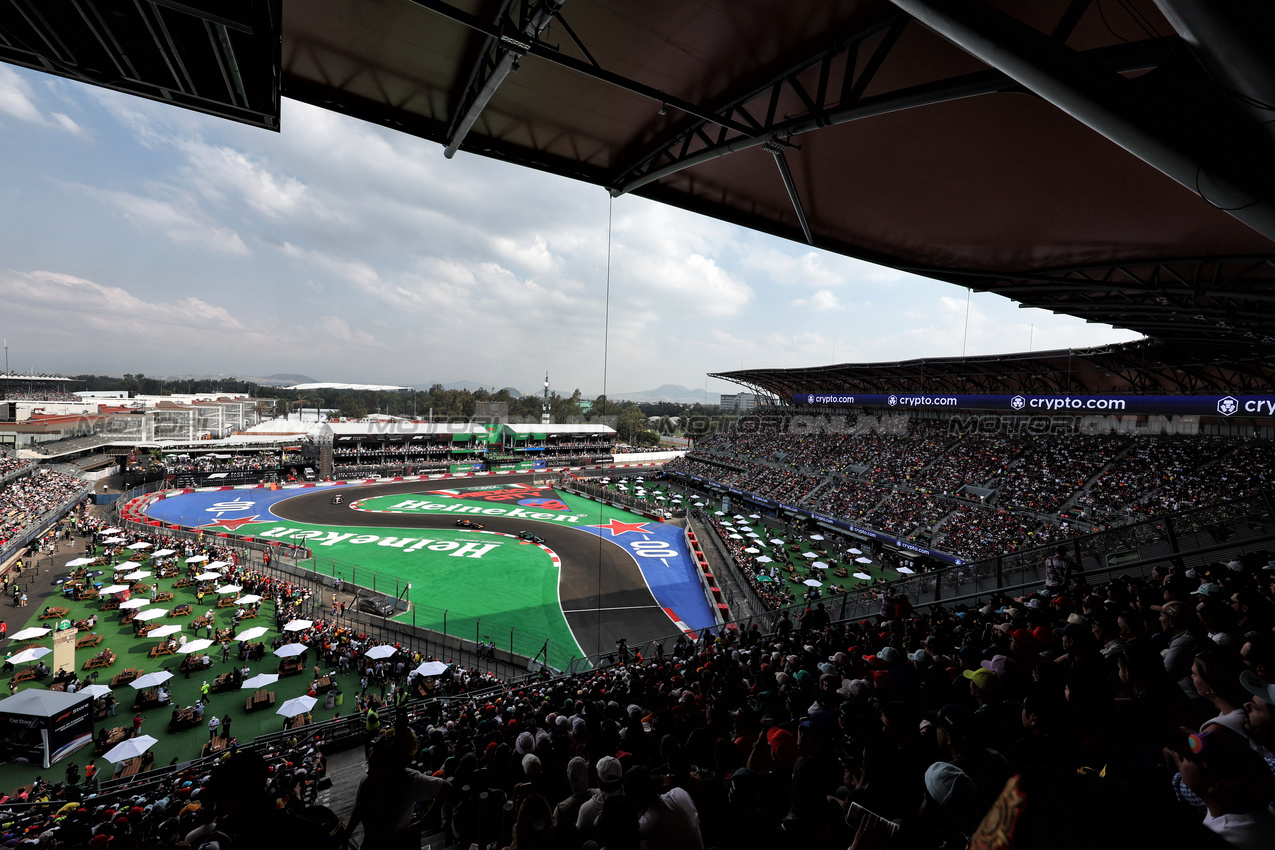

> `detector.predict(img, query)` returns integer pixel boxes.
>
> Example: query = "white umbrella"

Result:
[102,528,122,534]
[694,502,704,507]
[413,660,449,677]
[853,572,873,580]
[119,598,149,610]
[848,548,863,555]
[101,584,129,594]
[811,561,828,569]
[897,566,916,575]
[744,547,760,554]
[64,557,96,567]
[756,556,773,563]
[216,584,242,595]
[855,557,873,564]
[101,735,157,764]
[364,645,397,660]
[810,534,825,541]
[234,627,268,641]
[242,672,278,689]
[185,555,209,563]
[149,549,176,559]
[276,695,317,717]
[273,643,307,658]
[714,511,724,516]
[720,519,732,525]
[803,579,822,587]
[148,625,182,639]
[133,609,167,622]
[205,561,230,571]
[10,627,50,641]
[283,620,312,632]
[180,639,214,654]
[235,594,262,605]
[771,539,785,545]
[195,572,222,581]
[729,534,743,540]
[102,537,126,544]
[655,496,666,501]
[122,570,151,580]
[130,671,174,689]
[803,551,818,559]
[10,647,50,664]
[749,514,761,519]
[747,532,761,538]
[127,542,153,550]
[80,683,112,699]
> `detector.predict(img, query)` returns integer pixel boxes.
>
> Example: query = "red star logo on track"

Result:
[592,519,650,536]
[199,515,261,532]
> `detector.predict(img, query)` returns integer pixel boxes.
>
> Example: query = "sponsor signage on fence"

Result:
[792,393,1275,417]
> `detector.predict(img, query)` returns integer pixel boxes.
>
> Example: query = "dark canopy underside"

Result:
[3,0,1275,363]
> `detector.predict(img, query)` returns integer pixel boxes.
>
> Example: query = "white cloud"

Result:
[790,290,842,310]
[79,185,250,256]
[0,66,83,133]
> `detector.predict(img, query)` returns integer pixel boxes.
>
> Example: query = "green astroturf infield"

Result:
[196,485,670,670]
[0,554,359,793]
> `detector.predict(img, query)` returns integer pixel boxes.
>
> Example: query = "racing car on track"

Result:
[455,519,485,529]
[519,530,545,544]
[331,495,343,505]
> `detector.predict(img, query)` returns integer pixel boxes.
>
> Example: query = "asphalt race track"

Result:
[271,474,684,660]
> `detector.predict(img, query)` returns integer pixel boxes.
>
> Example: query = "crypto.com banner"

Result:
[792,393,1275,417]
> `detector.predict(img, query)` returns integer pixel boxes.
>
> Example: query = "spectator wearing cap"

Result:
[553,757,592,831]
[1196,598,1241,649]
[1156,600,1209,703]
[576,755,624,837]
[625,764,703,850]
[920,761,982,844]
[935,704,1009,813]
[1167,725,1275,849]
[1239,671,1275,766]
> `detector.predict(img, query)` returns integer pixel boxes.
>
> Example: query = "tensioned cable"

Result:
[596,194,614,657]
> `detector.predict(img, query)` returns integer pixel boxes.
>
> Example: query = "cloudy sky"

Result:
[0,64,1142,399]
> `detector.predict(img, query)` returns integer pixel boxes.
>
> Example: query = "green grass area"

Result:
[0,555,366,794]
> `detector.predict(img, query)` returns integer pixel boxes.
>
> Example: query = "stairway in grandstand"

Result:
[797,474,835,506]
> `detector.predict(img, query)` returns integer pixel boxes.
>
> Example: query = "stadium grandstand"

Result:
[4,1,1275,849]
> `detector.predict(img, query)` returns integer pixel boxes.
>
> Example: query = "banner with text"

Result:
[792,393,1275,417]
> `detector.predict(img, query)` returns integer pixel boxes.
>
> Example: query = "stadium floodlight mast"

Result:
[542,373,551,425]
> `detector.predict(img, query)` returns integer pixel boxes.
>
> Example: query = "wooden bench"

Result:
[216,596,236,609]
[172,578,195,589]
[210,671,239,693]
[237,609,258,620]
[39,607,68,621]
[76,633,103,649]
[170,604,192,618]
[169,708,201,732]
[245,690,276,712]
[214,628,234,644]
[148,643,176,658]
[152,592,173,604]
[94,727,127,755]
[11,669,39,685]
[278,658,304,677]
[190,615,214,631]
[119,758,149,778]
[135,623,157,639]
[156,566,179,578]
[84,651,116,670]
[110,668,141,688]
[100,599,119,611]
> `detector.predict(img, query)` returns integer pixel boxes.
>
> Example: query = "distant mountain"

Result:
[501,386,523,399]
[610,385,721,405]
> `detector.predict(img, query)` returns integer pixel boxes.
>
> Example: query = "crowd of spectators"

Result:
[866,492,951,540]
[29,547,1275,850]
[0,390,80,402]
[0,469,86,551]
[1075,437,1232,520]
[933,505,1073,561]
[0,456,30,479]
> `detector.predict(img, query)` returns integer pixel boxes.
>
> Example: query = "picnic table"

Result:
[210,670,240,693]
[100,599,120,611]
[119,757,150,778]
[172,577,195,589]
[277,657,304,677]
[152,592,174,603]
[214,628,234,644]
[216,596,236,609]
[110,667,141,688]
[190,615,214,631]
[170,604,192,618]
[94,727,128,755]
[133,687,165,711]
[135,623,158,639]
[245,690,276,712]
[237,608,258,620]
[83,650,116,670]
[39,606,68,621]
[11,669,39,685]
[243,642,265,661]
[156,565,179,578]
[314,674,334,694]
[168,707,201,732]
[76,633,103,649]
[148,641,177,658]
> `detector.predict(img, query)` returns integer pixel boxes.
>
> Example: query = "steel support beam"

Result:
[442,0,565,159]
[888,0,1275,242]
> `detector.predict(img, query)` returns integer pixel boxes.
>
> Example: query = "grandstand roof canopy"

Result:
[713,339,1275,400]
[0,374,72,383]
[285,383,411,392]
[4,2,1275,356]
